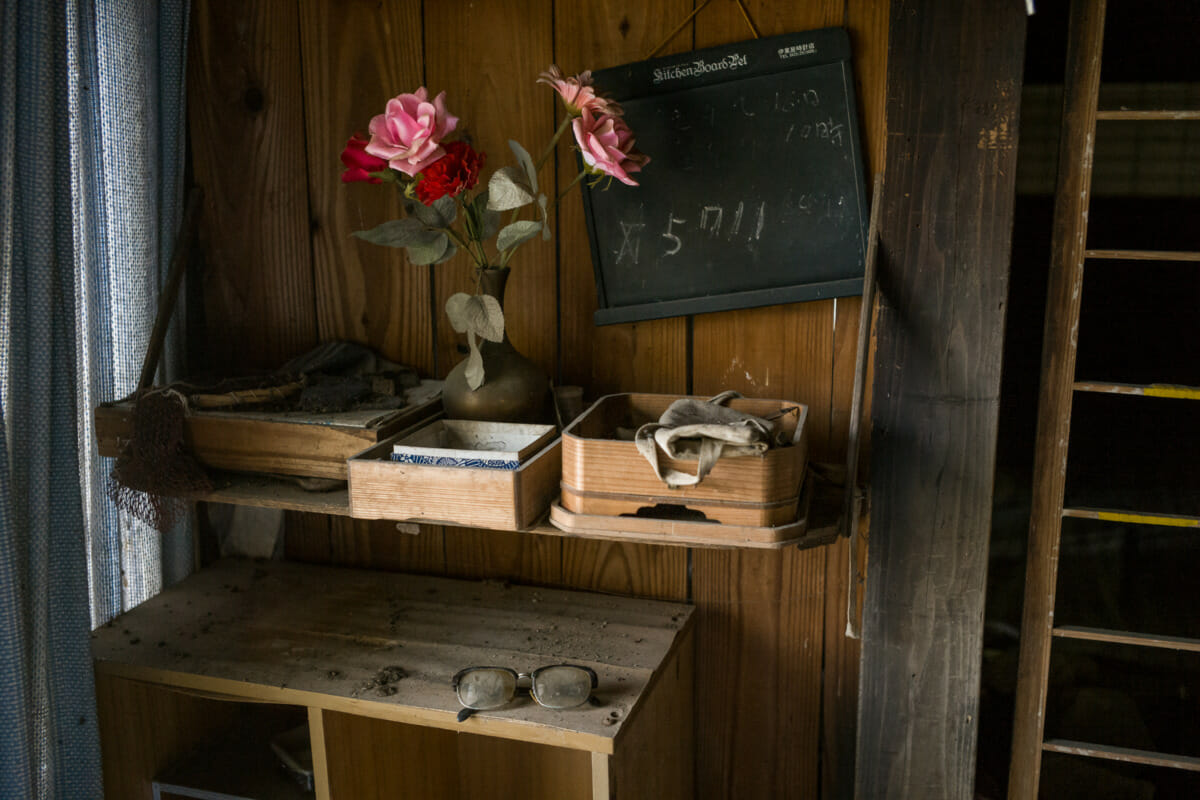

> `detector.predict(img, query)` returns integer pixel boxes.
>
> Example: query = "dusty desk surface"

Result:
[91,559,693,753]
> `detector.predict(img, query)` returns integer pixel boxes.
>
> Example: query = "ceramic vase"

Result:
[442,267,552,423]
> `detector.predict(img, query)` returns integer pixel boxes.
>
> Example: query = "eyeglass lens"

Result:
[456,668,517,710]
[530,665,594,709]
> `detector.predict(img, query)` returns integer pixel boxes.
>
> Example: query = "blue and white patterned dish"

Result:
[390,452,520,470]
[390,420,556,470]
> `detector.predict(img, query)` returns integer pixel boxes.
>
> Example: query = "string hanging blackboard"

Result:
[580,28,868,325]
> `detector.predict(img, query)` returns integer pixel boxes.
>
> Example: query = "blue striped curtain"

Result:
[0,1,191,796]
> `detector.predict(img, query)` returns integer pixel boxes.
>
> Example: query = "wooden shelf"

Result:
[1061,506,1200,528]
[196,470,843,550]
[1043,739,1200,773]
[1073,381,1200,400]
[93,559,695,800]
[1083,248,1200,262]
[1095,109,1200,121]
[1052,626,1200,653]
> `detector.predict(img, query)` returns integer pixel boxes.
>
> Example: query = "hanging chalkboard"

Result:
[580,28,868,325]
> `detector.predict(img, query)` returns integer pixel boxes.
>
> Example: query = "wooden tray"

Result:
[94,380,442,481]
[348,421,562,530]
[548,474,816,548]
[561,393,808,526]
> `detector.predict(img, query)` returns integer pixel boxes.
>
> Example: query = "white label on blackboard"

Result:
[652,53,750,85]
[778,42,817,60]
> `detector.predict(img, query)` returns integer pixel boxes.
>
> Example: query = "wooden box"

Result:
[93,381,442,481]
[348,419,562,530]
[561,393,808,526]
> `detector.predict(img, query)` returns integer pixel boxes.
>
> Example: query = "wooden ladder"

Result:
[1007,0,1200,796]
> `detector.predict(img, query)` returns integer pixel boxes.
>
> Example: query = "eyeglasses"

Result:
[452,664,599,721]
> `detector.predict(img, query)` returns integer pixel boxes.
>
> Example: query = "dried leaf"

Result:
[406,196,456,228]
[537,193,551,240]
[445,292,505,343]
[352,218,429,248]
[497,220,543,253]
[433,238,458,265]
[508,139,538,194]
[464,332,485,390]
[473,191,501,240]
[487,167,535,211]
[405,231,450,265]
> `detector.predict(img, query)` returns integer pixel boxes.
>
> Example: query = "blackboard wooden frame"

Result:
[580,28,868,325]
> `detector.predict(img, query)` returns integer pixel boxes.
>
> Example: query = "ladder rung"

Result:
[1073,381,1200,400]
[1084,249,1200,262]
[1043,739,1200,772]
[1096,109,1200,121]
[1061,507,1200,528]
[1053,626,1200,652]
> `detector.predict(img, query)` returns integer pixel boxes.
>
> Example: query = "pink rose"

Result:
[365,88,459,176]
[572,108,649,186]
[538,65,620,116]
[340,134,389,183]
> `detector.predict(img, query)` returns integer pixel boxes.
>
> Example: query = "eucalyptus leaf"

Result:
[537,193,551,240]
[473,191,502,240]
[405,195,456,228]
[352,218,430,248]
[405,231,450,265]
[445,292,505,343]
[487,167,535,211]
[497,220,544,253]
[463,332,485,390]
[433,239,459,265]
[508,139,538,194]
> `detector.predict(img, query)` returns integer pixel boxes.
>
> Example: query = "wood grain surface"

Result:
[185,1,893,796]
[857,2,1024,799]
[298,0,436,376]
[187,0,318,373]
[92,559,693,753]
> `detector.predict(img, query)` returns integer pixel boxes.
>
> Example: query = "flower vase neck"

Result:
[479,267,510,306]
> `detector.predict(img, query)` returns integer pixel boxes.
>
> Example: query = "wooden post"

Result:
[1008,2,1106,796]
[855,2,1025,798]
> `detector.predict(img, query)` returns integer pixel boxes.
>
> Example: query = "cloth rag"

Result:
[634,391,778,488]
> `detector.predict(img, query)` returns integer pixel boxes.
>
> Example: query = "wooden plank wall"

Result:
[187,1,888,796]
[855,2,1024,799]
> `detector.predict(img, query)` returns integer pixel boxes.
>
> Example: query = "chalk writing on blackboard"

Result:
[580,28,868,325]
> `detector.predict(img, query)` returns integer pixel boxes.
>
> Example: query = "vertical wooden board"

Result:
[561,539,689,602]
[823,3,887,797]
[424,0,562,588]
[857,1,1023,798]
[455,734,594,800]
[553,0,695,394]
[95,674,243,800]
[283,510,334,563]
[424,0,558,379]
[327,518,446,574]
[689,4,846,799]
[187,0,318,373]
[442,526,563,587]
[612,627,695,800]
[321,711,460,798]
[297,0,436,377]
[550,0,693,599]
[691,547,826,799]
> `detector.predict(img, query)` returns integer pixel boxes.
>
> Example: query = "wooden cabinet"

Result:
[92,559,693,799]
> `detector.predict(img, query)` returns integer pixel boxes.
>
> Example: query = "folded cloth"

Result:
[635,391,777,489]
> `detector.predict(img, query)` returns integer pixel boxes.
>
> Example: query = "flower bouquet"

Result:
[341,67,648,400]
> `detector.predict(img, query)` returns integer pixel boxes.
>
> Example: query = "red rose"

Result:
[341,133,389,183]
[415,141,485,205]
